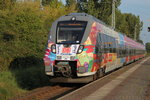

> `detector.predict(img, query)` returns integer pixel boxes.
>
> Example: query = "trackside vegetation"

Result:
[0,1,76,71]
[0,0,144,99]
[146,43,150,54]
[0,1,76,99]
[0,71,26,100]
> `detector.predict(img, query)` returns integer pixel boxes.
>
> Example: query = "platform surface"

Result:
[58,57,150,100]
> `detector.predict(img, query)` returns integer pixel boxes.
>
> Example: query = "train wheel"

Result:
[93,73,98,81]
[93,70,101,81]
[98,68,105,78]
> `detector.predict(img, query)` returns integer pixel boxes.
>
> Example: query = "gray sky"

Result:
[61,0,150,44]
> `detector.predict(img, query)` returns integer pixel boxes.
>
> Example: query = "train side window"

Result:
[97,33,103,53]
[97,33,102,43]
[106,35,110,53]
[101,34,105,53]
[119,46,122,57]
[130,49,132,55]
[122,49,124,57]
[121,47,123,56]
[113,38,117,53]
[108,35,112,53]
[106,36,108,52]
[108,36,111,53]
[103,34,107,53]
[135,49,137,54]
[110,37,114,53]
[125,46,127,55]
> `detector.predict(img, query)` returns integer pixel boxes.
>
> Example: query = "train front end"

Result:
[43,13,97,83]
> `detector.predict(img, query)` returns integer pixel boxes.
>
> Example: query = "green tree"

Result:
[115,10,128,34]
[77,0,88,12]
[77,0,121,25]
[86,0,98,17]
[77,0,143,41]
[0,1,76,71]
[66,0,76,6]
[0,0,13,10]
[146,42,150,53]
[65,0,77,14]
[42,0,50,6]
[138,39,144,44]
[121,13,143,40]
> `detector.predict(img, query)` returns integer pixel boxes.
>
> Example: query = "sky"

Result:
[119,0,150,44]
[61,0,150,44]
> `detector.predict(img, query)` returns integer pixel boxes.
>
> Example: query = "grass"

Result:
[0,66,51,100]
[146,53,150,56]
[12,66,51,90]
[0,71,26,100]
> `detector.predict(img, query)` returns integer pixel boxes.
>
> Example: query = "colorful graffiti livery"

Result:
[43,13,145,83]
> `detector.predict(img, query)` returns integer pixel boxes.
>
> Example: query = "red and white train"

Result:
[43,13,145,83]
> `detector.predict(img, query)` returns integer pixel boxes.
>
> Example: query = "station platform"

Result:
[58,57,150,100]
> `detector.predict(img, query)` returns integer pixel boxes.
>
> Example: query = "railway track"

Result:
[9,84,84,100]
[9,58,148,100]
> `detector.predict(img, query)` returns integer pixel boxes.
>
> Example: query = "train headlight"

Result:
[51,44,56,54]
[77,45,84,54]
[71,17,76,21]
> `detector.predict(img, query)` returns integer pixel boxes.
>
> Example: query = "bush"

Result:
[12,66,51,90]
[0,1,76,71]
[0,71,26,100]
[0,1,76,99]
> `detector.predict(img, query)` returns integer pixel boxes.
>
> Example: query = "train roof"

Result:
[50,13,145,50]
[68,13,145,49]
[50,13,98,43]
[67,13,113,29]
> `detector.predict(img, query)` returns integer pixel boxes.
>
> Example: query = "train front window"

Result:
[57,21,87,44]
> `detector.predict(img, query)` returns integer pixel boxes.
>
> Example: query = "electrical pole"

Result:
[40,0,44,10]
[99,0,116,29]
[134,24,137,41]
[112,0,116,30]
